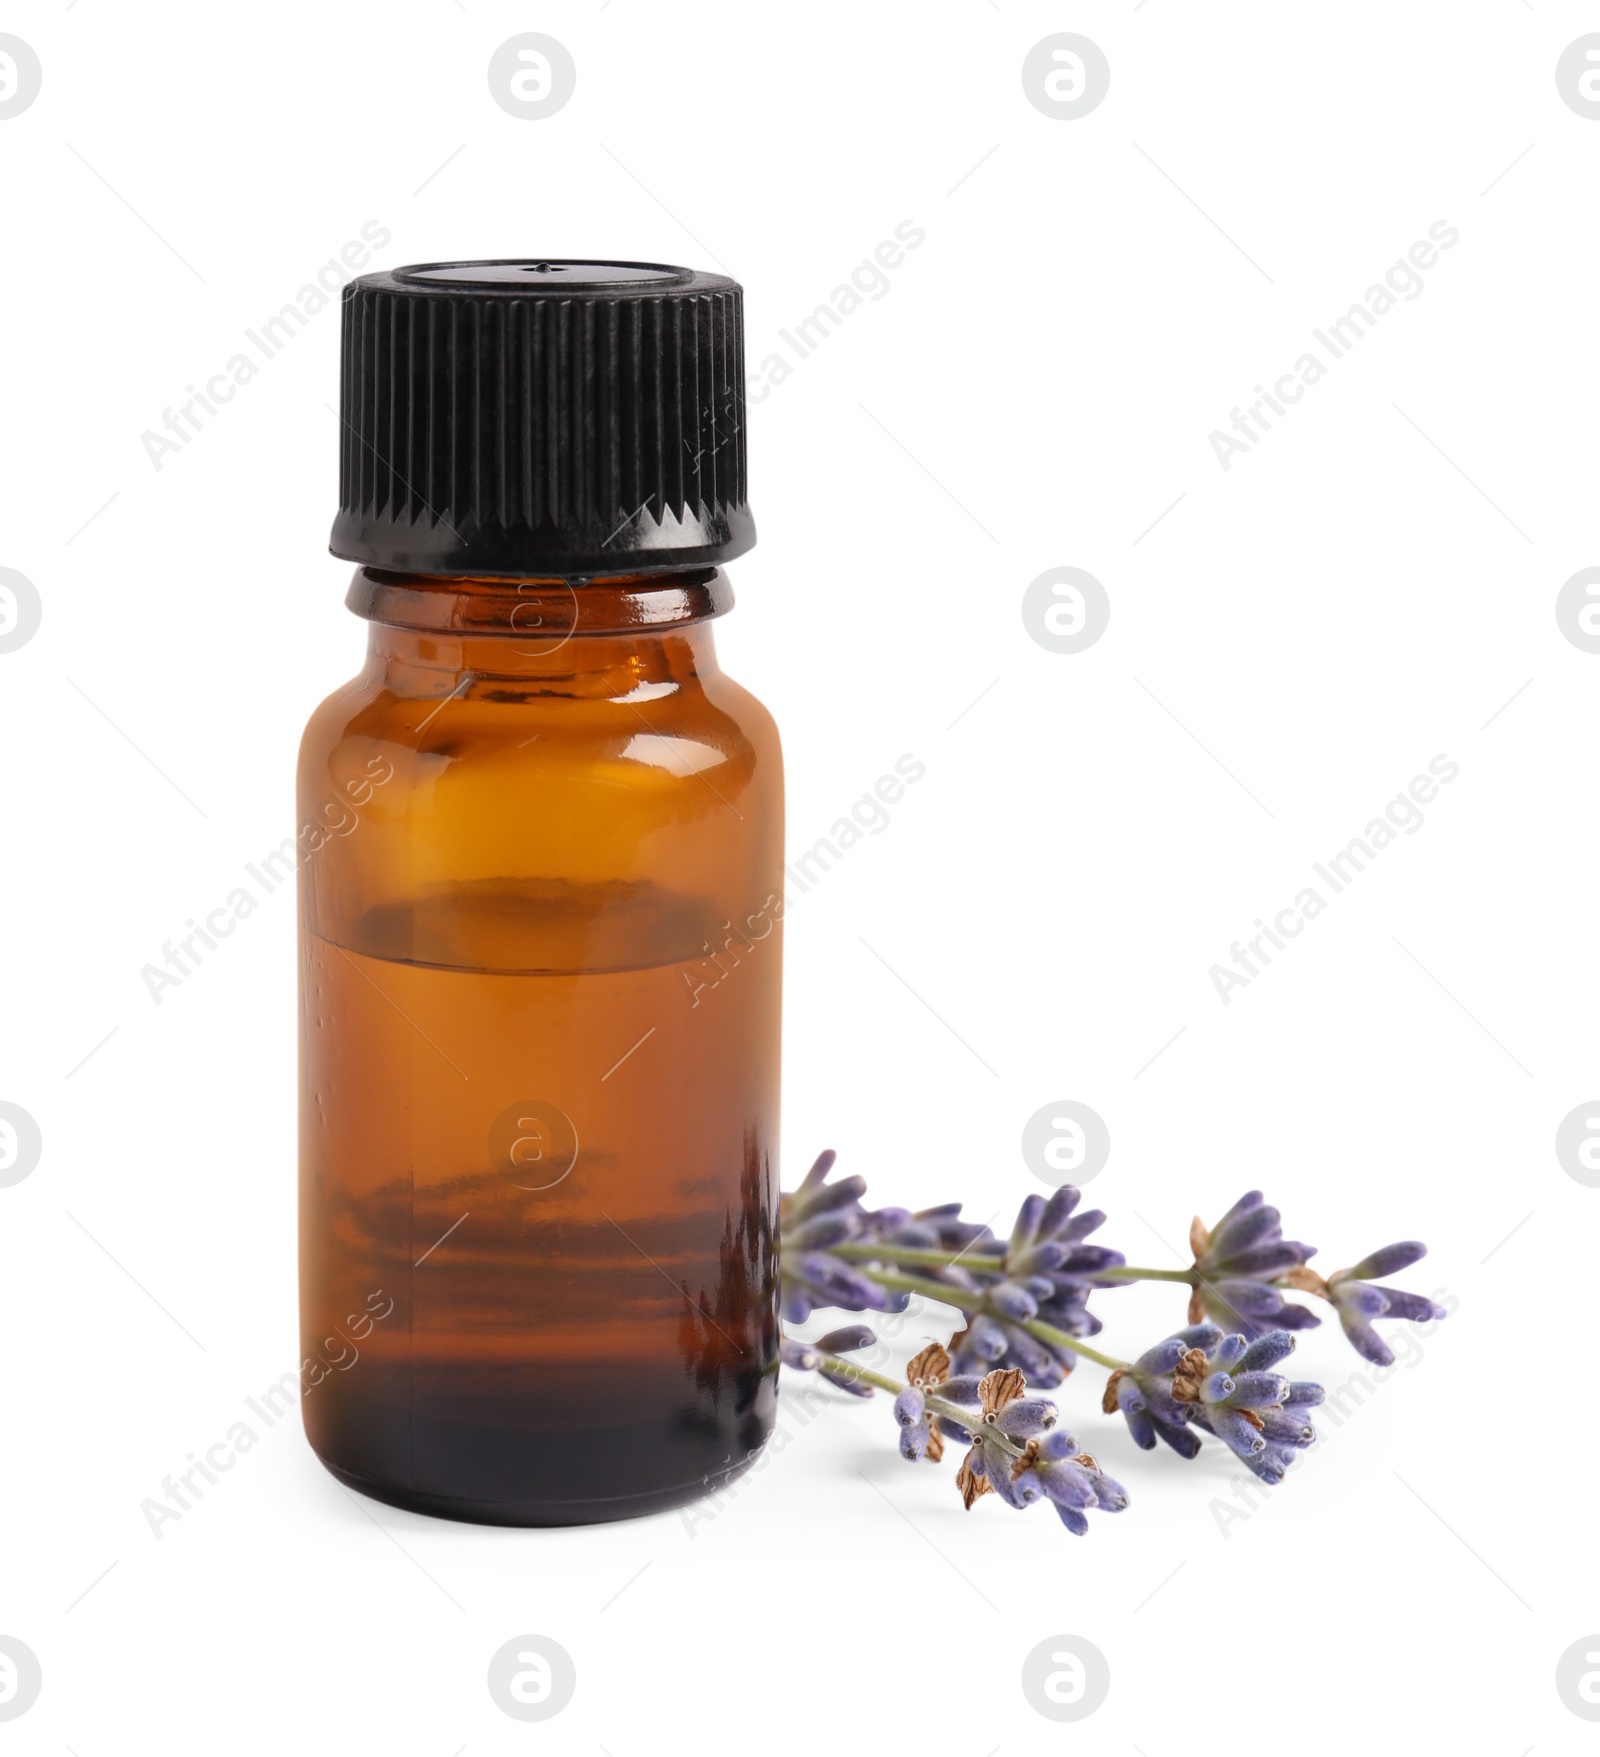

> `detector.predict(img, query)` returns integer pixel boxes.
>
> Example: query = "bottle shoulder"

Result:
[301,664,779,787]
[296,656,783,895]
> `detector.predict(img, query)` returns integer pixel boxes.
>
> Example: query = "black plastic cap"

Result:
[330,260,753,578]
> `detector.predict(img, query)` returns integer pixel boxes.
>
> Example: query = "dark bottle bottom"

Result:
[304,1359,776,1527]
[316,1449,762,1527]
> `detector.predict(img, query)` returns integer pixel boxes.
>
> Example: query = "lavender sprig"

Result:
[1174,1329,1325,1484]
[1103,1323,1326,1482]
[1318,1243,1448,1366]
[1094,1191,1446,1366]
[776,1150,1437,1519]
[1101,1324,1220,1460]
[1184,1190,1321,1337]
[786,1332,1127,1536]
[953,1366,1129,1534]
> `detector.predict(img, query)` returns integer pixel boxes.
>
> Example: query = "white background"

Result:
[1,1,1595,1748]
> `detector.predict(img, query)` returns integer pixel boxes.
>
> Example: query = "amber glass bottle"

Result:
[298,262,781,1525]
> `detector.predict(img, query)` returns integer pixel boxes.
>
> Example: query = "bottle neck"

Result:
[346,565,730,694]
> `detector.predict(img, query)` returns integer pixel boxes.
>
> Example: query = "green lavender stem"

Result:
[809,1354,903,1397]
[849,1263,1132,1376]
[832,1240,1198,1288]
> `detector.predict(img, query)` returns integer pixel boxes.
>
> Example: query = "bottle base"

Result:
[315,1447,762,1528]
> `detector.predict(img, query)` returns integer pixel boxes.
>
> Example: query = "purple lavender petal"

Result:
[815,1322,876,1353]
[1175,1322,1224,1349]
[1055,1245,1125,1277]
[1347,1240,1427,1280]
[1010,1241,1066,1276]
[1081,1465,1128,1511]
[1154,1417,1202,1459]
[1210,1242,1308,1277]
[1207,1407,1268,1457]
[1257,1406,1316,1444]
[802,1174,868,1215]
[795,1149,836,1191]
[1366,1286,1445,1323]
[1203,1191,1271,1256]
[899,1420,930,1461]
[1134,1337,1189,1375]
[1206,1279,1290,1320]
[1333,1282,1390,1318]
[1227,1371,1292,1411]
[1200,1370,1237,1404]
[1010,1194,1046,1253]
[989,1281,1039,1321]
[1057,1208,1107,1242]
[793,1213,854,1250]
[991,1397,1058,1440]
[1123,1405,1157,1450]
[1038,1186,1083,1236]
[1243,1447,1291,1485]
[1235,1331,1295,1373]
[1337,1311,1394,1367]
[1038,1463,1096,1509]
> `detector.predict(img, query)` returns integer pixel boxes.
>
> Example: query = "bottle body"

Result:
[297,568,783,1524]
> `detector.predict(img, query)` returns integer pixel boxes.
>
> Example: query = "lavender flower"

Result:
[1323,1243,1447,1366]
[1019,1435,1131,1535]
[1101,1322,1223,1459]
[779,1150,908,1323]
[858,1202,994,1261]
[949,1307,1078,1388]
[955,1368,1128,1534]
[1015,1187,1126,1317]
[1187,1191,1320,1337]
[1175,1329,1324,1484]
[1009,1188,1117,1274]
[945,1188,1126,1388]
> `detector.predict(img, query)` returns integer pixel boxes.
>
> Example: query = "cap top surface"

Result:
[392,259,698,292]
